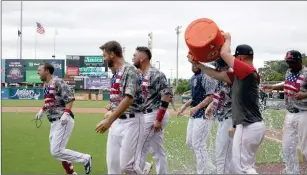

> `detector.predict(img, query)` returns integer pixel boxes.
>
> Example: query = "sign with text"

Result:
[5,59,25,83]
[74,77,85,89]
[10,88,44,100]
[66,55,81,67]
[63,77,76,90]
[26,70,41,83]
[46,60,65,78]
[24,60,42,70]
[1,59,5,82]
[84,77,111,90]
[1,88,9,99]
[66,67,79,76]
[79,67,108,77]
[82,56,104,67]
[66,55,108,72]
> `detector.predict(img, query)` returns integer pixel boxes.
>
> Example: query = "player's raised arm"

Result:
[187,54,232,84]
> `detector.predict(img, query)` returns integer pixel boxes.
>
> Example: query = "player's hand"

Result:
[60,112,71,126]
[294,91,307,100]
[105,104,111,111]
[228,128,236,137]
[187,54,199,65]
[262,85,273,92]
[222,32,231,41]
[204,102,214,120]
[35,109,44,120]
[95,118,112,134]
[177,106,185,117]
[153,120,162,133]
[190,106,199,116]
[104,111,112,119]
[204,108,214,120]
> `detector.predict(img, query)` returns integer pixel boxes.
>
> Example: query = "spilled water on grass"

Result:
[160,93,287,174]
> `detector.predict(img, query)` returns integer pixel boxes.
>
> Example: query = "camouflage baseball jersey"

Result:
[43,77,75,119]
[284,66,307,111]
[190,72,218,118]
[212,81,232,121]
[140,66,172,110]
[109,62,143,113]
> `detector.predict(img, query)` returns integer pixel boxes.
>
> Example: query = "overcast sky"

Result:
[2,1,307,79]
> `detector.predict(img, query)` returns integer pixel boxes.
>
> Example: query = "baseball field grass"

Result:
[1,99,287,174]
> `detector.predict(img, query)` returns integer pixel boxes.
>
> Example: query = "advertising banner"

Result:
[1,59,5,82]
[66,67,79,76]
[66,55,81,67]
[26,70,41,83]
[74,77,85,89]
[10,88,44,100]
[1,88,9,99]
[84,77,111,90]
[63,77,76,90]
[23,59,42,71]
[5,59,25,83]
[80,56,104,67]
[79,67,108,77]
[46,60,65,78]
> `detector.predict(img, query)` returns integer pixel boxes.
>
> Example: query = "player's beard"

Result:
[134,61,141,69]
[40,75,46,82]
[107,59,114,68]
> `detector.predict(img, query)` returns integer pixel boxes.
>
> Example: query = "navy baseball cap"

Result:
[234,44,254,57]
[284,50,302,62]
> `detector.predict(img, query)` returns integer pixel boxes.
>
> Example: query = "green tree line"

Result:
[258,53,307,81]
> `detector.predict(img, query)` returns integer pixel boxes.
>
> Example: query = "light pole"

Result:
[170,68,173,85]
[148,32,153,63]
[175,26,182,90]
[156,61,160,70]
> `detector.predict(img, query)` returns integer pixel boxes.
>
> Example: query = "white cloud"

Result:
[2,1,307,79]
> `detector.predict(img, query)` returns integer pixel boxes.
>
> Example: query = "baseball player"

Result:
[177,64,218,174]
[263,50,307,174]
[132,46,172,174]
[188,32,265,174]
[95,41,145,174]
[205,57,233,174]
[35,62,92,175]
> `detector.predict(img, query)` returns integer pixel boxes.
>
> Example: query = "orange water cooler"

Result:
[185,18,225,63]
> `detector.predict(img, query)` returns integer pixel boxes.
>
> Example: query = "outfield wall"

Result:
[1,88,110,101]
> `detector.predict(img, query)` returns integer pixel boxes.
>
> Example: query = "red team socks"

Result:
[61,161,76,174]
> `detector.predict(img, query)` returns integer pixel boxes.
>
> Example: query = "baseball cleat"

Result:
[143,162,153,174]
[84,156,92,174]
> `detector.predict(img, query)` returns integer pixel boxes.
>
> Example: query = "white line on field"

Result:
[265,136,282,144]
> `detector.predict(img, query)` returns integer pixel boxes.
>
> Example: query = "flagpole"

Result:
[53,29,56,59]
[35,30,37,59]
[20,1,23,59]
[17,28,19,59]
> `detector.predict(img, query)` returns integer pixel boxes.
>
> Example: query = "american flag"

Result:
[36,22,45,35]
[42,84,56,110]
[284,72,302,98]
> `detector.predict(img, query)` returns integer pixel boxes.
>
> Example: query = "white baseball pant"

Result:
[49,117,90,164]
[297,111,307,161]
[139,110,169,174]
[231,121,265,174]
[186,118,215,174]
[215,118,233,174]
[282,111,300,174]
[106,113,145,174]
